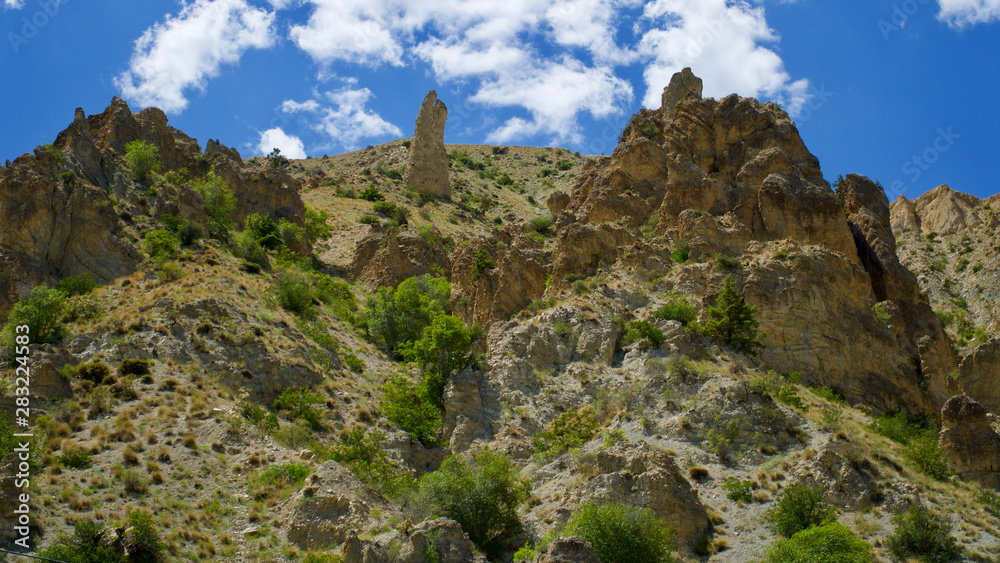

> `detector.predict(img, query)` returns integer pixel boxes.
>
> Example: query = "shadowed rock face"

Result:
[406,91,450,198]
[939,394,1000,488]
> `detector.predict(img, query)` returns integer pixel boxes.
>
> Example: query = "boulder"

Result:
[939,395,1000,488]
[536,536,601,563]
[342,518,484,563]
[955,339,1000,414]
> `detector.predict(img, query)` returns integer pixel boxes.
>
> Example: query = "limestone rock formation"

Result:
[890,184,990,236]
[939,395,1000,488]
[350,227,451,292]
[954,339,1000,414]
[342,518,484,563]
[660,67,703,118]
[405,91,450,198]
[536,537,601,563]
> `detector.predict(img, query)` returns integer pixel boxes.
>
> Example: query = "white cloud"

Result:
[544,0,642,64]
[257,127,306,159]
[115,0,276,113]
[281,86,403,150]
[266,0,295,9]
[637,0,811,117]
[937,0,1000,27]
[3,0,25,9]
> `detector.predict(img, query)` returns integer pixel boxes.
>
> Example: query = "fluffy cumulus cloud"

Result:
[638,0,811,115]
[115,0,276,113]
[937,0,1000,27]
[3,0,25,9]
[281,86,403,150]
[257,127,306,159]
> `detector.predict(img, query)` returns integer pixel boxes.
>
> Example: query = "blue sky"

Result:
[1,0,998,200]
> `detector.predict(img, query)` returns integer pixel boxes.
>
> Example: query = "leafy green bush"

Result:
[191,169,236,239]
[360,184,384,201]
[331,427,413,496]
[77,362,111,383]
[278,218,306,250]
[273,386,324,429]
[414,451,530,558]
[381,375,441,447]
[59,448,93,469]
[671,239,690,263]
[245,213,281,248]
[304,205,332,244]
[764,483,836,538]
[123,510,164,562]
[231,230,269,270]
[373,200,397,215]
[4,285,68,343]
[57,274,98,296]
[164,167,189,186]
[527,215,555,235]
[887,505,960,563]
[125,140,162,184]
[722,477,753,503]
[565,501,675,563]
[869,412,949,480]
[119,359,153,377]
[472,249,494,281]
[274,269,315,315]
[39,518,125,563]
[360,275,451,356]
[654,298,697,326]
[763,522,872,563]
[624,320,665,349]
[532,406,601,459]
[359,213,379,225]
[702,277,766,355]
[156,260,184,282]
[238,401,279,433]
[401,314,475,382]
[143,229,179,261]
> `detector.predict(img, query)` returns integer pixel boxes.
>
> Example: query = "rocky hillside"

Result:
[0,70,998,563]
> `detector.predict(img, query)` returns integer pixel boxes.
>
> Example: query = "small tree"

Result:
[416,451,530,558]
[765,483,836,538]
[402,315,474,382]
[381,375,441,447]
[6,285,68,343]
[887,505,961,563]
[565,501,675,563]
[702,276,766,355]
[273,386,324,429]
[304,205,332,245]
[245,213,281,248]
[143,229,179,262]
[191,169,236,239]
[125,140,162,184]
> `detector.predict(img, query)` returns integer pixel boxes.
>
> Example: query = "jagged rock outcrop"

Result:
[0,97,311,317]
[790,438,904,511]
[535,537,601,563]
[350,228,451,292]
[660,67,703,118]
[954,339,1000,414]
[939,395,1000,488]
[405,91,450,198]
[342,518,485,563]
[286,461,392,550]
[890,184,993,236]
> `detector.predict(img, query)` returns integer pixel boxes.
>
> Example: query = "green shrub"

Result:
[60,170,76,186]
[274,269,314,315]
[702,277,766,355]
[869,411,925,444]
[39,518,125,563]
[304,205,332,244]
[373,200,397,215]
[125,140,162,184]
[331,427,412,496]
[77,362,111,383]
[624,320,665,349]
[191,169,236,239]
[401,315,475,382]
[763,522,872,563]
[278,218,306,251]
[532,406,601,459]
[343,352,364,373]
[164,167,189,186]
[56,274,98,296]
[359,213,379,225]
[654,298,697,326]
[156,260,184,282]
[715,254,741,271]
[238,401,279,433]
[119,359,153,377]
[360,276,451,356]
[671,239,690,263]
[527,215,555,235]
[273,386,324,429]
[472,249,495,281]
[904,435,951,481]
[722,477,753,503]
[123,510,164,562]
[381,375,441,447]
[764,483,836,538]
[4,285,68,343]
[60,448,93,469]
[231,230,269,270]
[143,229,179,261]
[887,505,960,563]
[565,501,675,563]
[415,451,530,558]
[245,213,281,248]
[360,184,384,201]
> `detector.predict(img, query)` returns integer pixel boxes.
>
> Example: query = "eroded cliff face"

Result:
[0,97,309,317]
